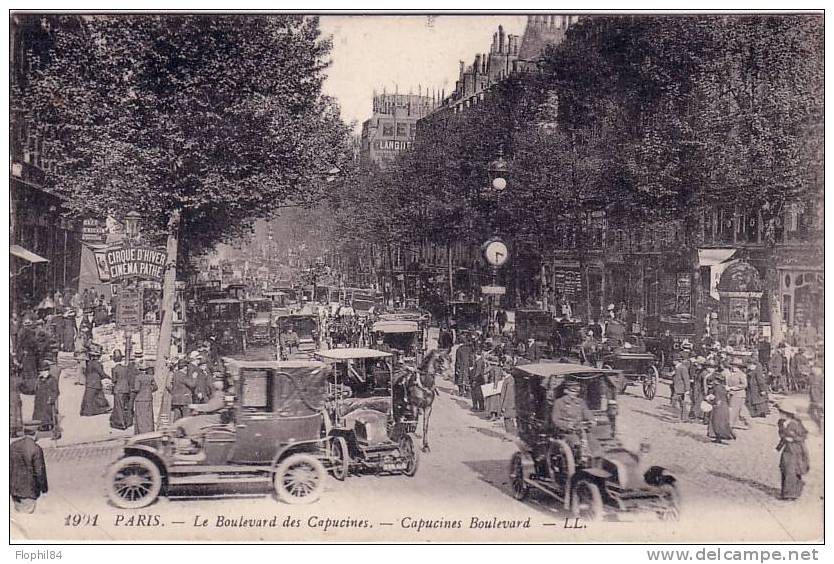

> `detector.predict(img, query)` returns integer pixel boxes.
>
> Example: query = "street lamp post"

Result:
[480,146,511,336]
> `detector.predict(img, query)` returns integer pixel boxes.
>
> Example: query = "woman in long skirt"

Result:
[707,374,735,444]
[80,350,110,416]
[776,400,810,500]
[746,360,770,418]
[133,366,158,434]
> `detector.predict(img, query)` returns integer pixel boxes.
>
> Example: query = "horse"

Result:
[397,349,452,452]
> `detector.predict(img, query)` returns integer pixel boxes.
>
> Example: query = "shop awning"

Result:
[699,248,736,267]
[10,245,49,264]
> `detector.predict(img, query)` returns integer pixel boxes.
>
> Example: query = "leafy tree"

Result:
[15,14,352,259]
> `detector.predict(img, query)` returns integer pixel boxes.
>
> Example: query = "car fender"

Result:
[643,465,676,486]
[271,438,325,468]
[122,446,169,484]
[575,467,613,483]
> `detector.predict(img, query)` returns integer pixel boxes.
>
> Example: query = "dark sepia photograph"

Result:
[8,9,824,544]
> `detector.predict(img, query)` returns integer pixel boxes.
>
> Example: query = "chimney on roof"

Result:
[498,25,505,53]
[459,60,465,79]
[492,32,498,53]
[474,54,481,76]
[481,53,487,73]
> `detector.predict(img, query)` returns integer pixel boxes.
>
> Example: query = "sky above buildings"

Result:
[319,15,527,131]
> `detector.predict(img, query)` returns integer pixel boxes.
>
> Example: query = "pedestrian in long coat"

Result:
[470,350,486,412]
[59,311,76,352]
[672,358,690,422]
[10,354,24,436]
[10,422,48,513]
[16,320,40,395]
[168,358,196,422]
[775,400,810,500]
[707,373,735,444]
[688,357,706,421]
[133,366,158,434]
[33,360,60,432]
[109,350,134,430]
[746,360,769,418]
[80,348,110,416]
[194,360,213,404]
[769,345,787,392]
[499,366,517,435]
[726,358,750,429]
[454,341,473,397]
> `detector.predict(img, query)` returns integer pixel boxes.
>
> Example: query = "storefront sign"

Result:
[105,246,168,282]
[117,288,143,331]
[481,285,506,295]
[553,268,582,301]
[82,218,107,243]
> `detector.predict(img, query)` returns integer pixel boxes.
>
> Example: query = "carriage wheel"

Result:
[399,434,420,477]
[659,483,682,521]
[571,480,604,521]
[510,452,528,501]
[273,453,325,504]
[107,456,162,509]
[330,436,349,481]
[643,365,659,400]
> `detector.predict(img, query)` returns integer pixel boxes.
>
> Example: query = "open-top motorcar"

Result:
[599,338,660,399]
[315,348,420,479]
[274,313,320,358]
[372,319,423,360]
[106,360,336,508]
[509,362,680,521]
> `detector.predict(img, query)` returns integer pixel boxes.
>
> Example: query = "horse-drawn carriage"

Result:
[509,363,680,521]
[599,339,660,400]
[315,348,421,478]
[105,360,337,508]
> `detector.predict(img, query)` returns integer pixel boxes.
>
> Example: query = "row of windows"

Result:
[380,122,416,138]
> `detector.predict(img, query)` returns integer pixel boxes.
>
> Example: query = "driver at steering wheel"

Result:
[175,379,228,445]
[550,380,597,453]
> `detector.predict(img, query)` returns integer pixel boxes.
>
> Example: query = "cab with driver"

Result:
[105,360,336,508]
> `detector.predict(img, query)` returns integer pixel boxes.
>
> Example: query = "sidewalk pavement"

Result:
[20,361,135,449]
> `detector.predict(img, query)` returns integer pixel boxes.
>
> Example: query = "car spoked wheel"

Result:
[331,436,349,481]
[659,483,681,521]
[274,453,325,504]
[571,480,603,521]
[399,433,419,477]
[643,366,659,400]
[510,453,528,501]
[107,456,162,509]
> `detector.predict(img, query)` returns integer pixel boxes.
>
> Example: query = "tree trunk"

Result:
[154,209,180,428]
[763,217,784,345]
[685,214,705,344]
[447,241,454,301]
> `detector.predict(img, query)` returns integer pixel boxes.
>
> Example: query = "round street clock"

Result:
[484,239,509,267]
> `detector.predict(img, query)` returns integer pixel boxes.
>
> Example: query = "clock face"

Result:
[484,240,509,266]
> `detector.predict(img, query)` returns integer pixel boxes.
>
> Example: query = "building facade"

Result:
[10,15,83,313]
[359,92,434,168]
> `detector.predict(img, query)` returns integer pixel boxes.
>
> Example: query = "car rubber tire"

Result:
[331,436,349,481]
[400,433,420,477]
[106,456,163,509]
[510,452,528,501]
[571,480,604,521]
[273,453,326,505]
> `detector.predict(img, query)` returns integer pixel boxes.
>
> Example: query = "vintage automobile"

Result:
[315,348,420,478]
[644,314,697,369]
[447,300,483,335]
[206,298,246,354]
[245,298,275,346]
[105,360,336,508]
[600,339,660,400]
[509,362,680,521]
[263,291,290,311]
[371,319,423,359]
[274,313,320,358]
[515,309,555,356]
